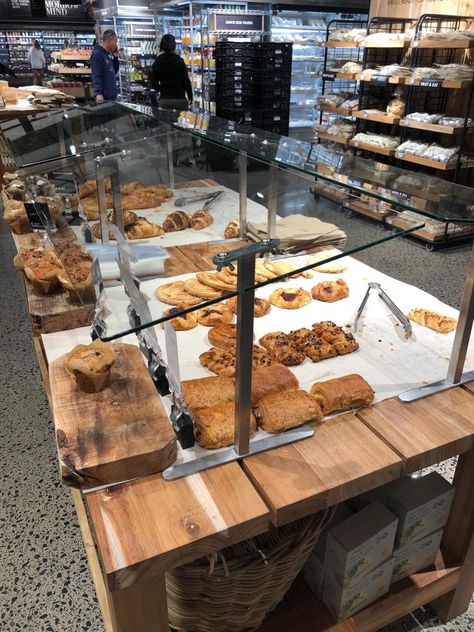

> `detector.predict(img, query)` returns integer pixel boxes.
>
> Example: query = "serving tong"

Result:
[174,190,224,210]
[354,281,412,337]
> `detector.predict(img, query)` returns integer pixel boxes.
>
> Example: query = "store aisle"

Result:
[0,210,472,630]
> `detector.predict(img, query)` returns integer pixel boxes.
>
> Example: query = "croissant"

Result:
[107,209,138,227]
[122,188,166,210]
[79,177,111,199]
[91,223,116,241]
[191,209,213,231]
[81,193,114,220]
[126,217,163,239]
[163,210,191,232]
[224,220,240,239]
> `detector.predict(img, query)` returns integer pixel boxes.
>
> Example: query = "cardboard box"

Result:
[305,503,353,598]
[391,529,443,582]
[323,557,394,621]
[350,478,405,512]
[324,502,398,588]
[386,473,454,547]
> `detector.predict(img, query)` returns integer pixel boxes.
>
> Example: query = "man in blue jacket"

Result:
[91,30,120,103]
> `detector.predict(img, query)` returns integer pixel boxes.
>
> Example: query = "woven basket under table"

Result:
[166,510,331,632]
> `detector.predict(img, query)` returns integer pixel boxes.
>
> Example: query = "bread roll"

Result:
[251,364,298,406]
[255,390,322,433]
[310,374,374,415]
[194,401,257,449]
[181,375,235,411]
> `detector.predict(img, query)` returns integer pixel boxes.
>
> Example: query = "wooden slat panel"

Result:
[86,462,270,591]
[357,389,474,473]
[243,414,403,526]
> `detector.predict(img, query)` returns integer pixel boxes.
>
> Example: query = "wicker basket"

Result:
[166,510,331,632]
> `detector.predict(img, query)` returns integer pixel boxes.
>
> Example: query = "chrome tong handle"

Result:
[354,282,412,337]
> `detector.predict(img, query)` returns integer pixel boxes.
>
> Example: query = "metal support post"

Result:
[95,160,109,245]
[110,159,125,236]
[267,164,278,238]
[166,130,175,189]
[234,253,256,456]
[399,239,474,402]
[239,151,248,239]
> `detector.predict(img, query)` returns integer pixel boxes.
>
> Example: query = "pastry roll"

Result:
[408,308,457,333]
[251,364,299,406]
[163,210,191,232]
[191,209,213,230]
[310,374,374,415]
[194,401,257,449]
[182,375,235,411]
[255,390,322,433]
[126,218,163,239]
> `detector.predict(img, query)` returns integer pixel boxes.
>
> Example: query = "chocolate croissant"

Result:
[191,209,213,231]
[126,218,163,239]
[163,210,191,232]
[310,374,374,414]
[255,390,323,433]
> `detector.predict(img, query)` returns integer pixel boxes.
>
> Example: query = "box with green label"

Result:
[324,502,398,589]
[386,472,454,547]
[322,557,394,620]
[391,528,443,582]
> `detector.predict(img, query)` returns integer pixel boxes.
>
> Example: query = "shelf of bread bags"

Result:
[406,77,473,90]
[322,41,361,48]
[399,117,473,135]
[319,105,354,116]
[395,151,459,171]
[358,74,407,85]
[412,37,474,49]
[316,131,353,145]
[312,181,350,204]
[343,197,394,221]
[387,213,474,243]
[48,65,92,75]
[349,138,397,157]
[317,72,360,80]
[353,110,401,125]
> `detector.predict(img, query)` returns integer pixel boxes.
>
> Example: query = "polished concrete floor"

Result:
[0,177,473,631]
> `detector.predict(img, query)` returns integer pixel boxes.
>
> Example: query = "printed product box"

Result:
[324,502,398,588]
[386,472,454,547]
[322,557,394,621]
[391,528,443,582]
[305,503,353,598]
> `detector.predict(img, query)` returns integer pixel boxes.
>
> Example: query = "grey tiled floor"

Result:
[0,192,473,631]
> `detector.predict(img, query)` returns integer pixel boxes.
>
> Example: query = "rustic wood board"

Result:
[357,389,474,473]
[242,413,403,526]
[86,461,270,590]
[50,343,177,488]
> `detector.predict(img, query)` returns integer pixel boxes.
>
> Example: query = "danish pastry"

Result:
[191,209,213,231]
[259,332,305,366]
[224,220,240,239]
[226,296,270,317]
[298,334,338,362]
[208,324,237,350]
[255,390,322,432]
[269,288,312,310]
[163,210,191,232]
[408,308,457,333]
[126,218,163,239]
[199,347,235,375]
[310,374,374,415]
[311,279,349,302]
[197,303,234,327]
[161,306,198,331]
[194,402,257,449]
[155,281,202,306]
[184,278,222,300]
[333,332,359,355]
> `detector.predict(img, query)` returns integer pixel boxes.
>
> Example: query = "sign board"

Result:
[213,13,265,32]
[322,71,336,81]
[0,0,31,19]
[370,75,390,86]
[128,23,156,38]
[369,0,471,20]
[419,79,443,89]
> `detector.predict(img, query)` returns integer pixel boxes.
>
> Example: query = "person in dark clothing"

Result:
[91,29,120,103]
[150,34,193,110]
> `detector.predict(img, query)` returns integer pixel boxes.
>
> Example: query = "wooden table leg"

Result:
[432,447,474,622]
[72,489,170,632]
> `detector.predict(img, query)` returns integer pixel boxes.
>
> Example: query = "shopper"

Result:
[27,40,46,86]
[150,34,193,110]
[91,29,120,103]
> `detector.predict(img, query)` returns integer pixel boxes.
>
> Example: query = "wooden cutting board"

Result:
[50,343,177,488]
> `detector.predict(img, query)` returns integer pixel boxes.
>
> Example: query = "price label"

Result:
[391,189,411,201]
[370,75,390,86]
[419,79,442,89]
[348,178,364,188]
[322,71,336,81]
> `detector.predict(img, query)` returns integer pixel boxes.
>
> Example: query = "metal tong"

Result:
[354,282,412,337]
[174,190,224,210]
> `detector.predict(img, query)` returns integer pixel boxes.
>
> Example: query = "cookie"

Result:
[184,278,222,300]
[155,281,202,306]
[269,288,312,310]
[197,303,234,327]
[226,296,270,318]
[161,306,198,331]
